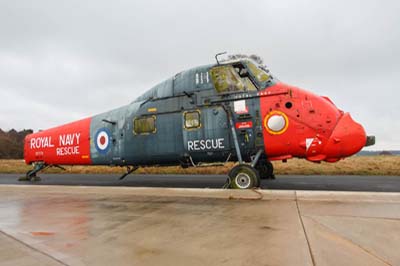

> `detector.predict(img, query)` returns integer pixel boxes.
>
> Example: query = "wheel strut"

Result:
[119,166,139,180]
[18,162,47,182]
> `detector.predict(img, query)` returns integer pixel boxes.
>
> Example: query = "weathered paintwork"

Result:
[24,58,370,169]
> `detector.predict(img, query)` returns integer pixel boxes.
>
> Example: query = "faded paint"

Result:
[23,57,369,168]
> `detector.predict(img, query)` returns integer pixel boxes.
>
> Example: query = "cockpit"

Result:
[133,59,275,104]
[210,60,274,94]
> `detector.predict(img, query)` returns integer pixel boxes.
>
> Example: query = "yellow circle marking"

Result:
[264,111,289,135]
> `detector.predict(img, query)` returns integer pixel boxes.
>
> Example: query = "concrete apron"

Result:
[0,185,399,266]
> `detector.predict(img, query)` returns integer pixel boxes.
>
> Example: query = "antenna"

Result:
[215,52,227,65]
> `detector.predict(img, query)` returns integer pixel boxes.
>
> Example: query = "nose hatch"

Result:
[323,113,367,158]
[365,135,376,147]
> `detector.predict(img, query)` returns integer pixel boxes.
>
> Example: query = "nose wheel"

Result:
[228,164,260,189]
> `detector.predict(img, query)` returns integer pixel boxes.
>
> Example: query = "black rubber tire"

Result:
[30,176,41,182]
[256,160,275,180]
[18,170,34,181]
[229,164,260,189]
[18,173,30,181]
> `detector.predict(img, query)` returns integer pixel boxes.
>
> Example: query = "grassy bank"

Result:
[0,156,399,176]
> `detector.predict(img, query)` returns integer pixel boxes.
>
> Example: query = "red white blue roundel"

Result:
[95,128,111,154]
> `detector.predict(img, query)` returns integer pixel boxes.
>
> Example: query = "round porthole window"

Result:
[264,111,289,135]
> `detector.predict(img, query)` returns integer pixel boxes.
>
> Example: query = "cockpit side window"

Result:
[210,65,245,93]
[242,78,257,91]
[232,63,257,91]
[246,61,270,84]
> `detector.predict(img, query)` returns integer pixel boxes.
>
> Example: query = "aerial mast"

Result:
[215,51,227,65]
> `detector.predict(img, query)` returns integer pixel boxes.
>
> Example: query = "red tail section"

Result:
[24,118,92,165]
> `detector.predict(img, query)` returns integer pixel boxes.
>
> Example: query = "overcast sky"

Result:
[0,0,399,150]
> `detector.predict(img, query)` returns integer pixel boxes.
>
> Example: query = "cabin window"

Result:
[242,77,257,91]
[210,65,245,93]
[246,61,270,84]
[133,116,156,134]
[184,111,201,129]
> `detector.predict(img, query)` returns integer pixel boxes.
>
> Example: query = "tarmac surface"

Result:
[1,174,400,265]
[1,173,400,191]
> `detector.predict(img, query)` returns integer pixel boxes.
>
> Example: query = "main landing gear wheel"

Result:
[229,164,260,189]
[256,160,275,180]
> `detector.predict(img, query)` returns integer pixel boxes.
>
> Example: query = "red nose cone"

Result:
[323,113,367,158]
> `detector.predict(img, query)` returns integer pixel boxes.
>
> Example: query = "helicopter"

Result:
[22,53,375,189]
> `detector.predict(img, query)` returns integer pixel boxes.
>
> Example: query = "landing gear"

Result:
[228,164,260,189]
[119,166,139,180]
[256,160,275,180]
[18,162,67,181]
[18,162,47,182]
[222,103,265,189]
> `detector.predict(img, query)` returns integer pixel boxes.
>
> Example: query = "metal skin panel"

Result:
[135,64,214,103]
[124,94,185,165]
[134,77,174,103]
[183,106,232,163]
[174,65,214,95]
[90,103,140,165]
[130,112,183,164]
[173,69,197,94]
[24,118,92,165]
[231,97,263,161]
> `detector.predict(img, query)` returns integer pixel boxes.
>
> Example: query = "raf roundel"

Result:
[95,128,111,154]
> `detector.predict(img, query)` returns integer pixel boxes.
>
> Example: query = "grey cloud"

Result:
[0,0,399,150]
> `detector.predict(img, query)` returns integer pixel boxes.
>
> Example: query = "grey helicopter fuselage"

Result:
[23,57,374,188]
